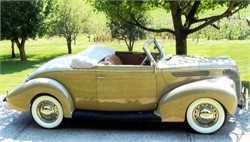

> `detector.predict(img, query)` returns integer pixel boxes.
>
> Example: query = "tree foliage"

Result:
[48,0,93,54]
[1,0,53,61]
[108,18,146,52]
[94,0,249,55]
[83,10,110,42]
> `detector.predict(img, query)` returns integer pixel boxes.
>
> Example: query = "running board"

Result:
[72,110,161,122]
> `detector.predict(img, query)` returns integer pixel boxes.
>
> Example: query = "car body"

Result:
[4,38,248,134]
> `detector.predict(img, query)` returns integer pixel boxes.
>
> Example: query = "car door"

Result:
[62,69,97,110]
[96,65,157,111]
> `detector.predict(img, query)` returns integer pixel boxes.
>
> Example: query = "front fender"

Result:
[6,78,74,118]
[155,77,237,122]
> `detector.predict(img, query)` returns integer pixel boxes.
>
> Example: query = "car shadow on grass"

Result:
[0,53,65,75]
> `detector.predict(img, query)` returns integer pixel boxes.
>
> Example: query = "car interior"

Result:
[99,52,157,66]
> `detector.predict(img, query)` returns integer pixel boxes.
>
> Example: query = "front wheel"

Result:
[31,96,63,128]
[186,98,226,134]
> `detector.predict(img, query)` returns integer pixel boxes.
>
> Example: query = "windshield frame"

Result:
[143,38,165,65]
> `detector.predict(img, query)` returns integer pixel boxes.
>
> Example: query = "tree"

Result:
[10,40,15,58]
[108,18,146,52]
[1,0,53,61]
[94,0,249,55]
[49,0,92,54]
[81,9,109,42]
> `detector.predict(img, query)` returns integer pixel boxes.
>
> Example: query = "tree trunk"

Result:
[124,37,133,52]
[11,39,16,58]
[175,33,187,55]
[74,37,76,46]
[128,37,134,52]
[170,1,188,55]
[66,37,72,54]
[130,38,134,52]
[15,38,27,61]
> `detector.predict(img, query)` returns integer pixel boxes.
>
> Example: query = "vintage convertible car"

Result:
[4,38,248,134]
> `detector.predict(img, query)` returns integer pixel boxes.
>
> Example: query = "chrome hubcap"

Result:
[192,103,219,127]
[37,100,59,123]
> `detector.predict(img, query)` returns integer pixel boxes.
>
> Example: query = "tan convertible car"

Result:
[4,38,248,134]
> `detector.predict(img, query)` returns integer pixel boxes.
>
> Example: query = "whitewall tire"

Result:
[186,98,226,134]
[31,96,63,128]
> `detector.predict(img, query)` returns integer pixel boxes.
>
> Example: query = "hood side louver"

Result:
[172,71,209,77]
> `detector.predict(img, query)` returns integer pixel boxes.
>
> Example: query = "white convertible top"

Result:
[70,46,115,68]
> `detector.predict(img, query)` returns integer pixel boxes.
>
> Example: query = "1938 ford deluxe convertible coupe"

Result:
[4,38,248,134]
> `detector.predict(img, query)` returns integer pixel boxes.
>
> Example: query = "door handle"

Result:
[97,76,105,79]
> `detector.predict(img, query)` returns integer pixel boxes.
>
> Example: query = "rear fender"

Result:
[155,77,237,122]
[6,78,74,118]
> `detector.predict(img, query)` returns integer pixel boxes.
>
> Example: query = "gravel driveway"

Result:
[0,95,249,142]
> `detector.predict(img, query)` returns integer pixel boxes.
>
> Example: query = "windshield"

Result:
[143,38,165,64]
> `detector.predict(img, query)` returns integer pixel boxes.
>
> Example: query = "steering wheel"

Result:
[141,56,148,65]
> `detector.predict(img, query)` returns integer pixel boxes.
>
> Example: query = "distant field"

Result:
[0,37,250,94]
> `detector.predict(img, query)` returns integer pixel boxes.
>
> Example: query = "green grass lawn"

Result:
[0,36,250,94]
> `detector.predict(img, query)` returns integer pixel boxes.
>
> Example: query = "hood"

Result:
[26,54,74,80]
[158,55,237,69]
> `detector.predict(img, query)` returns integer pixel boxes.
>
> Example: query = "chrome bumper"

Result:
[239,87,248,114]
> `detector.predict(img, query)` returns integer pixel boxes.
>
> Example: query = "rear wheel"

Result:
[31,96,63,128]
[186,98,226,134]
